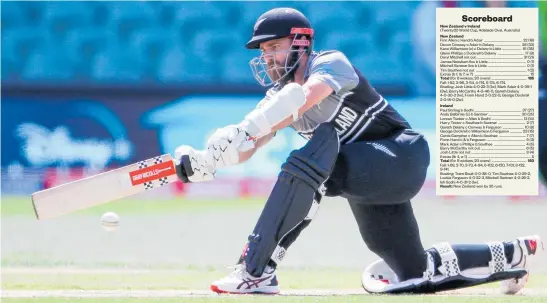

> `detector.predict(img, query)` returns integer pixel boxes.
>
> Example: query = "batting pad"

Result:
[361,242,528,294]
[243,123,340,277]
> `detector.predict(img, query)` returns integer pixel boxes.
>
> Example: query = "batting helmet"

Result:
[246,7,313,49]
[246,8,315,86]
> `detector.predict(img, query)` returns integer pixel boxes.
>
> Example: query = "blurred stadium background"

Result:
[2,0,545,198]
[2,0,547,277]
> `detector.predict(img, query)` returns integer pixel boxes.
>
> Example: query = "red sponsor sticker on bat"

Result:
[129,161,176,186]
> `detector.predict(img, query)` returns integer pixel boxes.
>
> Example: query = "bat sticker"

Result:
[129,161,175,186]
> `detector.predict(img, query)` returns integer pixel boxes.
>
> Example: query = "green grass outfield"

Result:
[2,268,366,290]
[2,269,547,303]
[3,297,547,303]
[1,196,266,217]
[3,269,547,291]
[3,196,546,302]
[5,297,547,303]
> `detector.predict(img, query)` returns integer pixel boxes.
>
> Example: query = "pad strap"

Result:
[432,242,461,277]
[423,251,436,280]
[271,245,287,264]
[487,241,509,273]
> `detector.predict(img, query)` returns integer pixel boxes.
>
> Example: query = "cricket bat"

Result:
[31,154,179,220]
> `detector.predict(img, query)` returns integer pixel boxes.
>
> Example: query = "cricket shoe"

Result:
[210,263,280,294]
[500,235,543,295]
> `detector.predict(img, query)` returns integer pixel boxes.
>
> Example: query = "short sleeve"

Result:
[308,51,359,94]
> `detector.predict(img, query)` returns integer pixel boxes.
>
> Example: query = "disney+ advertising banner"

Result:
[3,95,168,170]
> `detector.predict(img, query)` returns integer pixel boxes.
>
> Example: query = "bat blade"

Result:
[31,154,178,220]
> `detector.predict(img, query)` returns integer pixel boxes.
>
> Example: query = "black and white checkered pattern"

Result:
[138,161,148,169]
[487,242,508,273]
[434,242,452,255]
[138,156,163,169]
[433,242,461,277]
[277,248,286,262]
[445,259,460,276]
[137,155,172,190]
[142,178,170,190]
[159,176,169,186]
[271,245,286,264]
[423,251,435,280]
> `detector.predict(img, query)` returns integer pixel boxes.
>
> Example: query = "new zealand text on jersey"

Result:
[298,105,359,140]
[333,106,359,136]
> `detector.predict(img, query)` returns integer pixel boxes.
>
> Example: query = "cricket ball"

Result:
[101,212,120,231]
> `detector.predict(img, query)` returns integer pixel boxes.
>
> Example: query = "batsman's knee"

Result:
[282,122,340,189]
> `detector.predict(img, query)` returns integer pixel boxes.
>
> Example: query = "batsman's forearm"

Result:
[238,148,257,163]
[236,132,275,164]
[242,115,294,140]
[269,116,294,134]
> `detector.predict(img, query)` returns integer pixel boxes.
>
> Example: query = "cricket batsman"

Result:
[174,8,543,295]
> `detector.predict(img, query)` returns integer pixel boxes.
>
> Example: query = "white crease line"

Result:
[2,288,547,298]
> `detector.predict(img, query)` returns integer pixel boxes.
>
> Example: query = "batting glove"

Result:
[174,145,216,183]
[206,125,254,167]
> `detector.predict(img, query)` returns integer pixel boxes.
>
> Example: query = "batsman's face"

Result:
[260,38,292,81]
